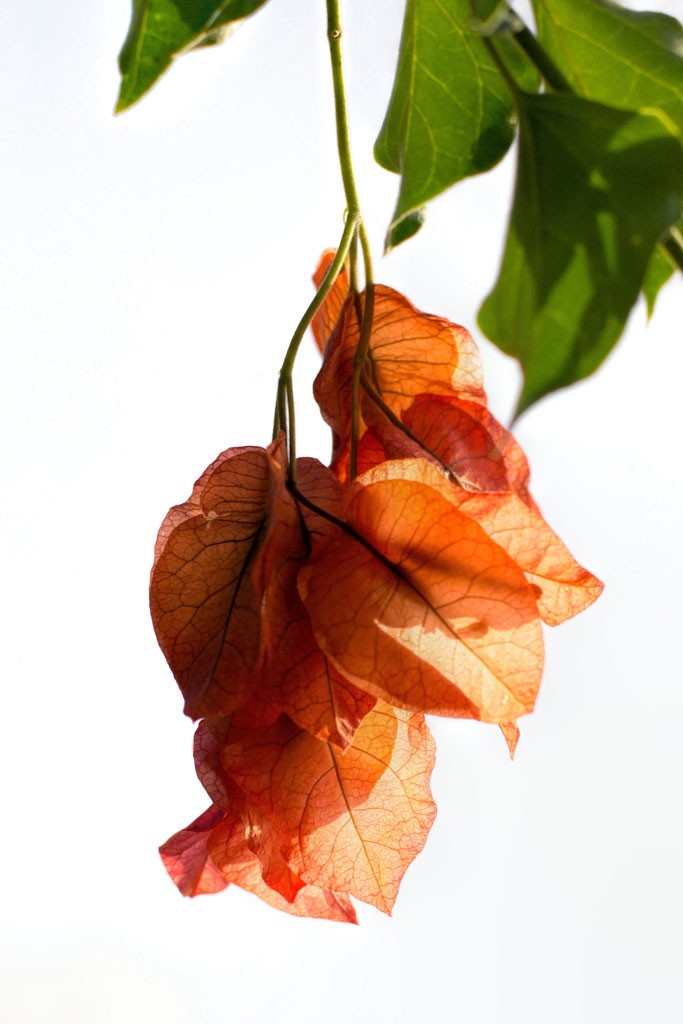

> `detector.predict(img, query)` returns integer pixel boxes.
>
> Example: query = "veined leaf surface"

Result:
[478,93,683,415]
[375,0,533,249]
[117,0,271,112]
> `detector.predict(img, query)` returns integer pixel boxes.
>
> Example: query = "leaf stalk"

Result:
[506,8,571,92]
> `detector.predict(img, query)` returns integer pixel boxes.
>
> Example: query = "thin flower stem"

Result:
[273,211,359,464]
[349,230,360,294]
[285,378,297,477]
[349,258,374,479]
[506,9,571,92]
[326,0,375,479]
[276,387,287,439]
[272,396,282,439]
[275,0,376,480]
[278,212,359,385]
[326,0,361,217]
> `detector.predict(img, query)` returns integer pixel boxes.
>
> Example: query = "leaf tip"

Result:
[384,209,426,254]
[114,77,141,115]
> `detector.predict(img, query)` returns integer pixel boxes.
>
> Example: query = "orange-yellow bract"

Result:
[151,250,603,921]
[299,463,545,721]
[150,447,270,719]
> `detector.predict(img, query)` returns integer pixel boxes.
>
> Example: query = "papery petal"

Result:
[402,393,534,502]
[452,490,604,625]
[208,813,358,921]
[159,805,230,897]
[160,805,357,922]
[299,460,544,722]
[251,442,374,746]
[219,704,436,914]
[361,458,603,626]
[313,286,486,482]
[193,721,308,902]
[365,288,486,412]
[150,447,269,718]
[499,721,520,759]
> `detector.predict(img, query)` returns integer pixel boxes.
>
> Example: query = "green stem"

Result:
[349,262,374,479]
[507,9,571,92]
[476,5,571,94]
[272,393,282,439]
[349,230,360,295]
[285,378,297,476]
[277,213,359,385]
[326,0,375,480]
[326,0,361,217]
[275,385,287,440]
[481,30,521,99]
[274,211,359,469]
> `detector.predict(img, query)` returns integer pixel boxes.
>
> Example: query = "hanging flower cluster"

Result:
[153,252,602,921]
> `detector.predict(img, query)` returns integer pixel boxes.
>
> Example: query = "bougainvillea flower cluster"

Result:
[153,252,602,921]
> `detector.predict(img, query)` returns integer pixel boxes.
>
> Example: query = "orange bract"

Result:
[160,804,357,922]
[150,447,269,719]
[254,441,374,746]
[313,282,486,479]
[359,458,603,627]
[448,491,604,626]
[153,250,603,921]
[214,703,436,913]
[401,393,534,502]
[300,460,544,721]
[159,805,231,897]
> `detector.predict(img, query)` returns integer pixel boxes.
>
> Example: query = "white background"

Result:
[1,2,682,1022]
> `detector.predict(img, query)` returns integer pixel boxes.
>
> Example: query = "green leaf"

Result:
[375,0,538,249]
[470,0,507,20]
[642,243,676,319]
[386,209,426,253]
[530,0,683,132]
[116,0,271,113]
[478,93,683,416]
[530,1,683,322]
